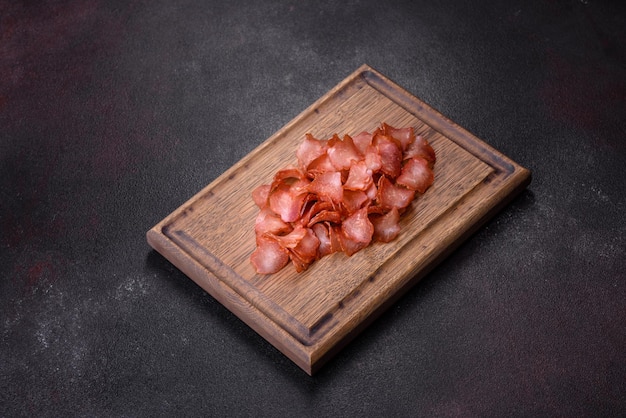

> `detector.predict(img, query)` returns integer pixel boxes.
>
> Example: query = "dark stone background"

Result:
[1,0,625,416]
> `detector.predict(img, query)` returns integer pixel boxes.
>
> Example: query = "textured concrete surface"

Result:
[1,1,625,416]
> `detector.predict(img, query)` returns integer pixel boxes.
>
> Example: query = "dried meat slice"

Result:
[373,134,403,178]
[269,181,309,223]
[337,227,370,256]
[404,134,436,165]
[341,189,370,214]
[252,184,271,209]
[370,207,401,243]
[307,209,342,227]
[268,224,308,249]
[296,134,328,172]
[311,223,333,258]
[376,175,415,210]
[327,134,362,171]
[255,207,292,236]
[344,160,374,191]
[306,171,343,204]
[250,236,290,274]
[351,131,373,155]
[363,144,383,173]
[271,167,306,186]
[381,123,415,151]
[290,227,320,265]
[299,199,333,227]
[307,153,336,176]
[396,156,434,193]
[341,207,374,244]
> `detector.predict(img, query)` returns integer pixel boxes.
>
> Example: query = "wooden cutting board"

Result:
[147,64,531,375]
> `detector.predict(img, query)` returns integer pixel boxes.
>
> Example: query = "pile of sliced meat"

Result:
[250,123,436,274]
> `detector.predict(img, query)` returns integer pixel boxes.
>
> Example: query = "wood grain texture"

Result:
[147,65,531,375]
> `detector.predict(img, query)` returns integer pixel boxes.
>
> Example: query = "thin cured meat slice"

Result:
[306,171,343,204]
[371,207,401,243]
[373,134,403,178]
[296,133,328,171]
[252,184,271,208]
[341,189,370,214]
[341,207,374,244]
[257,170,308,222]
[351,131,373,155]
[404,134,436,165]
[376,175,416,210]
[290,227,320,264]
[271,167,306,186]
[327,134,362,171]
[307,209,342,227]
[306,153,336,176]
[268,224,308,249]
[250,236,290,274]
[288,227,321,272]
[337,226,370,256]
[364,181,378,201]
[269,182,309,223]
[381,123,415,151]
[311,223,332,258]
[299,199,333,227]
[344,160,374,191]
[396,156,434,193]
[363,144,383,173]
[255,207,292,236]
